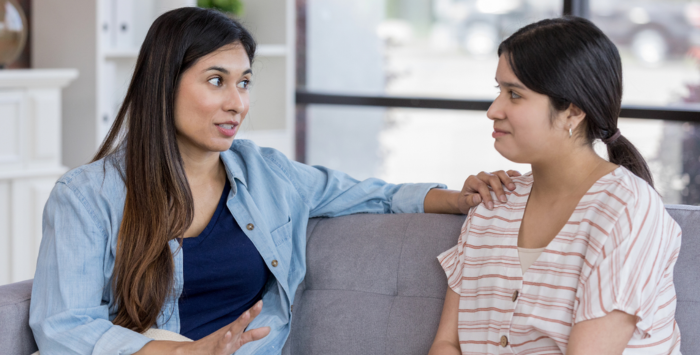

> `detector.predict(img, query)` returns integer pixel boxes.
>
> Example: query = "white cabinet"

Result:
[33,0,296,169]
[0,69,78,285]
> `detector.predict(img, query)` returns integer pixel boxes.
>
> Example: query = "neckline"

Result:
[513,165,623,276]
[182,179,231,247]
[518,246,546,253]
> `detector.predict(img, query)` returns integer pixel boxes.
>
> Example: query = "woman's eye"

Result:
[208,77,222,87]
[237,80,250,89]
[510,91,521,99]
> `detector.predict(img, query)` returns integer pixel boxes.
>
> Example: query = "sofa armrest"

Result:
[0,280,38,355]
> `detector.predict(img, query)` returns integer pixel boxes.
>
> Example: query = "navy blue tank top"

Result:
[178,179,271,340]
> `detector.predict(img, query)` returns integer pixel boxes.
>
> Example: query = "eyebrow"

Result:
[495,79,526,90]
[204,67,253,76]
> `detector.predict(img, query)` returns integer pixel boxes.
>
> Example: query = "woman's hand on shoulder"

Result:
[459,170,520,212]
[424,170,520,214]
[135,301,270,355]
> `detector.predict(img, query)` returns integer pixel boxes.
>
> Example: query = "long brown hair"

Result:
[92,7,256,332]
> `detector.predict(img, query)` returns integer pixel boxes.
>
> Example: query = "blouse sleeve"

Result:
[259,146,446,217]
[29,182,152,354]
[437,210,474,294]
[573,193,682,339]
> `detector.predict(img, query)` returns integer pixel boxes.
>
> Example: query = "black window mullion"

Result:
[563,0,590,18]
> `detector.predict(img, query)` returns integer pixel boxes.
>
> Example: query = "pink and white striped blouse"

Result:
[438,167,682,354]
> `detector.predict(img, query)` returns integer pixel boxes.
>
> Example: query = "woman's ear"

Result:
[567,103,586,132]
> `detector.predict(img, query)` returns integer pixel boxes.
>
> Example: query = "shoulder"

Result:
[50,155,126,217]
[58,155,121,185]
[229,139,293,170]
[603,167,665,218]
[602,167,680,242]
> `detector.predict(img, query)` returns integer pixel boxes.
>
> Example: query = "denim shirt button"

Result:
[246,223,255,230]
[271,259,278,267]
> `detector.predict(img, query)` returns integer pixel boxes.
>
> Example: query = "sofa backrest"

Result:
[284,206,700,354]
[0,280,37,355]
[283,214,462,355]
[666,205,700,353]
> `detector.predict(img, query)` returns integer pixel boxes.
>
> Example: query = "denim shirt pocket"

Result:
[270,216,293,246]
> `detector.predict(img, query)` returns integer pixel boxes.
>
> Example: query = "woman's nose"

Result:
[486,97,505,121]
[225,88,246,114]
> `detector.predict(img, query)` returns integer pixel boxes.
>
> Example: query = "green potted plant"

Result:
[197,0,244,17]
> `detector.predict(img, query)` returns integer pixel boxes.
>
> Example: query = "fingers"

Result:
[239,327,271,345]
[464,174,494,210]
[229,300,263,336]
[506,170,522,177]
[492,170,516,191]
[481,171,508,204]
[465,170,520,211]
[471,194,481,206]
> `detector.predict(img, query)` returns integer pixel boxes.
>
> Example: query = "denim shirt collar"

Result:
[220,149,247,193]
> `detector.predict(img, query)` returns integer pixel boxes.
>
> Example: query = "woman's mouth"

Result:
[492,129,510,138]
[215,123,239,137]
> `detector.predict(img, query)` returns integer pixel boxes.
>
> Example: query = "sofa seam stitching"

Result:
[0,298,31,308]
[384,215,414,355]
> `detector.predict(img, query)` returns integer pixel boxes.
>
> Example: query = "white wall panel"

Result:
[0,91,24,164]
[0,70,75,285]
[9,178,56,282]
[30,89,62,161]
[10,179,31,282]
[0,181,10,285]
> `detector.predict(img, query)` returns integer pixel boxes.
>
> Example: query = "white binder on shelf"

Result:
[99,0,114,48]
[114,0,134,49]
[99,60,117,141]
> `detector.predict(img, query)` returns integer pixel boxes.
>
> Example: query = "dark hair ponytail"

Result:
[498,16,654,187]
[91,7,256,332]
[606,135,653,185]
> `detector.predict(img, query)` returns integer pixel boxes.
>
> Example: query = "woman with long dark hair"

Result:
[430,17,682,354]
[29,7,516,355]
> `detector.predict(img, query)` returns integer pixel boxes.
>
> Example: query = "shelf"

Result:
[103,48,140,59]
[0,69,79,88]
[256,44,287,57]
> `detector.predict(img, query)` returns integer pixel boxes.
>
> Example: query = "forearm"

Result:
[134,340,185,355]
[424,188,462,214]
[430,288,462,355]
[566,310,636,355]
[428,341,462,355]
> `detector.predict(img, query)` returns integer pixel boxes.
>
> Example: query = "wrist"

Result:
[136,340,190,355]
[453,191,471,214]
[172,341,190,355]
[449,190,462,214]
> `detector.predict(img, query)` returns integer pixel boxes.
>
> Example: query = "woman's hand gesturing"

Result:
[184,300,270,354]
[136,301,270,355]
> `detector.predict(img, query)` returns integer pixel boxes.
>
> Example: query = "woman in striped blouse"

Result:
[430,17,682,355]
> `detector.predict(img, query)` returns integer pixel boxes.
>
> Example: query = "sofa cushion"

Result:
[284,214,463,355]
[0,279,38,355]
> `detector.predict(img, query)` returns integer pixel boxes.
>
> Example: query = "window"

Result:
[296,0,700,204]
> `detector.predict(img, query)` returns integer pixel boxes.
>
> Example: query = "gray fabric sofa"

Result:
[2,207,699,355]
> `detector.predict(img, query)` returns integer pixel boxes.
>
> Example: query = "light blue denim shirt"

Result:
[29,140,445,355]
